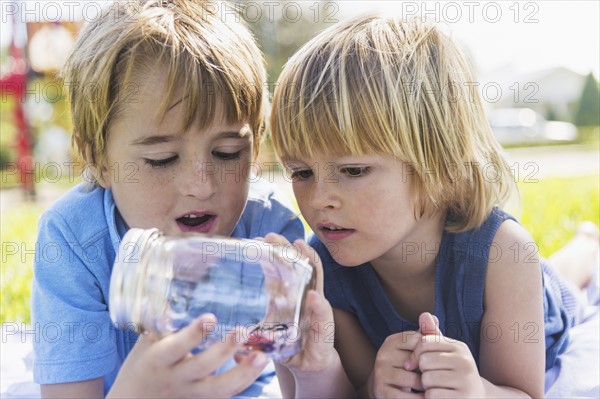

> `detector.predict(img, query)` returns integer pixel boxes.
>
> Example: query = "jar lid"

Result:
[109,228,161,329]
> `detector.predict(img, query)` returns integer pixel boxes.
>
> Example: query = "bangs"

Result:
[271,17,422,162]
[272,76,401,160]
[109,1,266,143]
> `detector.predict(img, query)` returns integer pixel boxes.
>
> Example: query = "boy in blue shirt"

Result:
[31,1,303,397]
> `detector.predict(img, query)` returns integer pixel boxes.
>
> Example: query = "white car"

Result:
[488,108,577,146]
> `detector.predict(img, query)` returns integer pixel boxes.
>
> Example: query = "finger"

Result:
[422,387,456,399]
[387,369,424,392]
[177,327,246,381]
[189,351,269,398]
[375,384,425,399]
[154,314,218,366]
[128,330,159,353]
[406,337,459,370]
[381,331,422,353]
[307,290,332,323]
[418,312,441,336]
[263,232,289,246]
[294,239,323,293]
[418,351,456,372]
[421,370,460,390]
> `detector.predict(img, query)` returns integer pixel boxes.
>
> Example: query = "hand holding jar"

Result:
[109,228,315,361]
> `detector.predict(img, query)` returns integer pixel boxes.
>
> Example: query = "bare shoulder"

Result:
[485,218,542,307]
[490,218,541,271]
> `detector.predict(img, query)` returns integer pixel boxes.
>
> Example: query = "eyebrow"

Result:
[130,135,179,146]
[130,129,251,146]
[217,130,251,139]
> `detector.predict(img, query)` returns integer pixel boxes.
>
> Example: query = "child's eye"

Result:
[341,166,370,177]
[213,150,242,161]
[290,169,314,181]
[145,155,178,168]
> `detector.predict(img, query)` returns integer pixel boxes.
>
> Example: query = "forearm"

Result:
[295,362,355,398]
[280,353,356,399]
[481,378,537,399]
[41,378,104,399]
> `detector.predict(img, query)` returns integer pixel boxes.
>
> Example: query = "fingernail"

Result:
[199,313,217,323]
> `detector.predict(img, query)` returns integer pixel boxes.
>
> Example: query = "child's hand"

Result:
[368,330,424,398]
[404,312,485,398]
[107,314,268,399]
[263,233,339,375]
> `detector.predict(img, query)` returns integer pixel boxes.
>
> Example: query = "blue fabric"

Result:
[31,178,304,397]
[313,208,572,372]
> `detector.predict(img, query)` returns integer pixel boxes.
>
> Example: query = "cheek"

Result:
[292,183,311,210]
[222,173,250,203]
[292,185,319,230]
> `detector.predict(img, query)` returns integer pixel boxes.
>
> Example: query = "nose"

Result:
[177,160,218,200]
[307,178,341,210]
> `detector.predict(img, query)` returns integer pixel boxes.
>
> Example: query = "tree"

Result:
[243,1,333,94]
[574,72,600,127]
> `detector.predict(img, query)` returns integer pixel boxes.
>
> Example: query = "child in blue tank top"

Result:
[267,14,599,398]
[30,1,305,398]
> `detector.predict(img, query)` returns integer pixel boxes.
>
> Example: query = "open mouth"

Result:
[321,226,350,232]
[177,214,213,227]
[318,224,355,241]
[176,214,216,233]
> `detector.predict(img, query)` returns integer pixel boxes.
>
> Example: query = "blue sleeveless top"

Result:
[312,208,573,370]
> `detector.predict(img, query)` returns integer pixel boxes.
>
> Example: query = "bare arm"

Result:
[266,235,354,398]
[405,220,546,398]
[479,220,545,398]
[41,378,103,399]
[333,308,377,391]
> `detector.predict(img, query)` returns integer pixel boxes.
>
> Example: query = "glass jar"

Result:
[109,228,315,361]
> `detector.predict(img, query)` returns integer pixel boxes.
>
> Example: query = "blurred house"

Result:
[483,66,586,122]
[488,107,577,146]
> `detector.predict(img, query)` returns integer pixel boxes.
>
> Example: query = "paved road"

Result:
[1,145,598,214]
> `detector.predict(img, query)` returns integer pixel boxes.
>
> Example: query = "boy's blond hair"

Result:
[62,0,268,185]
[271,14,516,232]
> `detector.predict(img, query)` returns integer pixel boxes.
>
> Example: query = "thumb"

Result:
[307,290,333,324]
[419,312,442,336]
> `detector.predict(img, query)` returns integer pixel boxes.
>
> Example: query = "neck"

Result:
[369,211,446,322]
[371,211,446,280]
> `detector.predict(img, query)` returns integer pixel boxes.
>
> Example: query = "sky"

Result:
[337,0,600,79]
[1,0,599,79]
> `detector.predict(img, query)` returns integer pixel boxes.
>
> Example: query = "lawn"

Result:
[1,173,599,324]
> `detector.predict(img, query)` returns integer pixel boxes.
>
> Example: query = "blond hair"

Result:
[62,0,268,185]
[271,14,516,232]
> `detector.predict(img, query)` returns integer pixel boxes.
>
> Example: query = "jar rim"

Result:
[109,228,161,329]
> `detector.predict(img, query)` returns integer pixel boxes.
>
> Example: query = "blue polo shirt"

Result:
[31,178,304,397]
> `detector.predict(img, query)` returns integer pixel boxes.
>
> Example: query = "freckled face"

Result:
[99,74,252,236]
[286,154,439,267]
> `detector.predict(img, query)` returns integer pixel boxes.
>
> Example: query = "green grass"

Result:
[1,173,598,324]
[1,202,45,324]
[518,174,600,258]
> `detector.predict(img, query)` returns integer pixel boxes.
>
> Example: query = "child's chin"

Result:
[330,250,365,267]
